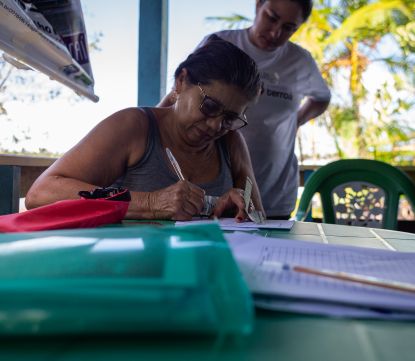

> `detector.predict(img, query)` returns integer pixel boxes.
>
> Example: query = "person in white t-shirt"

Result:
[160,0,331,219]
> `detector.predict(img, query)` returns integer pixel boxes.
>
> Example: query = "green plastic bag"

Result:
[0,223,253,336]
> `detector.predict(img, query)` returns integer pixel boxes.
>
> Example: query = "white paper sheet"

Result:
[176,218,294,231]
[225,232,415,317]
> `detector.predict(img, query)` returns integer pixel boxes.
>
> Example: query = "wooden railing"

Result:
[0,154,56,214]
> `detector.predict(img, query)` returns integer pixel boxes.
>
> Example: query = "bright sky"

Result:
[0,0,255,154]
[1,0,409,159]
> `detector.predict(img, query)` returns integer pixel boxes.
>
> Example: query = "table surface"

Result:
[1,221,415,361]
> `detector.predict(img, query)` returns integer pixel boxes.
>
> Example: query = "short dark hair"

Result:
[174,35,261,101]
[259,0,313,22]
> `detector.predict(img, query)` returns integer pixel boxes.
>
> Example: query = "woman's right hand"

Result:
[147,181,205,220]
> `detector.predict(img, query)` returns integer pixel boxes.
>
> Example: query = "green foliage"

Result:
[307,0,414,164]
[324,0,414,45]
[330,106,357,139]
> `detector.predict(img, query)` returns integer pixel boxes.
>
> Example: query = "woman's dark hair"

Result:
[259,0,313,22]
[174,35,261,101]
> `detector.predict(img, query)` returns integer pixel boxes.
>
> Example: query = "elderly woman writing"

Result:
[25,36,264,221]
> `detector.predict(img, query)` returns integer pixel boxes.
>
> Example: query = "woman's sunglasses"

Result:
[197,83,248,131]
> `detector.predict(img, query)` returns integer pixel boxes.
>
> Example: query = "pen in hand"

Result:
[165,147,218,217]
[166,147,185,181]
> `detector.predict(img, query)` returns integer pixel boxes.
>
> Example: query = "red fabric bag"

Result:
[0,198,129,233]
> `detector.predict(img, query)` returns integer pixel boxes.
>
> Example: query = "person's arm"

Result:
[25,108,205,221]
[25,108,144,208]
[130,180,204,220]
[213,131,264,220]
[157,90,175,107]
[297,98,330,128]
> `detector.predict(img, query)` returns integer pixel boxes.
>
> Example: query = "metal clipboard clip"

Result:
[243,177,265,224]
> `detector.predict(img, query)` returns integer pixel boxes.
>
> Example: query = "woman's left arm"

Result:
[213,131,264,219]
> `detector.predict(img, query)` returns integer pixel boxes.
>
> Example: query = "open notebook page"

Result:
[226,232,415,313]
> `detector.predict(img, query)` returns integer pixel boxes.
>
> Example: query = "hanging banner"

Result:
[0,0,98,102]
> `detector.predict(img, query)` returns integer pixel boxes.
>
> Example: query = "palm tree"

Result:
[293,0,415,161]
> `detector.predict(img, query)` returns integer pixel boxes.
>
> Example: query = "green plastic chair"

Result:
[295,159,415,230]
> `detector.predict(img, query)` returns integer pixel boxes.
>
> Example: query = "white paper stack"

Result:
[225,232,415,319]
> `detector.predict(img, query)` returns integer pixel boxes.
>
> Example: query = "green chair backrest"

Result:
[295,159,415,230]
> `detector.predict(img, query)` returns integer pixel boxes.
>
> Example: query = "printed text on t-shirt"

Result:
[266,89,293,101]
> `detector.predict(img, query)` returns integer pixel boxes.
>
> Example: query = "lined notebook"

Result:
[226,232,415,318]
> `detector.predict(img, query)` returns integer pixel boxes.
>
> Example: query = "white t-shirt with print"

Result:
[206,29,331,217]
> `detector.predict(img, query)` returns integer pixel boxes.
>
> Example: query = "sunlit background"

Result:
[0,0,256,154]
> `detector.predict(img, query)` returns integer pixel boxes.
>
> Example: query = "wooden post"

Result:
[0,165,21,214]
[137,0,168,106]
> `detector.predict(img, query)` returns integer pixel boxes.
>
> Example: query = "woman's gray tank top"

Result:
[112,107,234,196]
